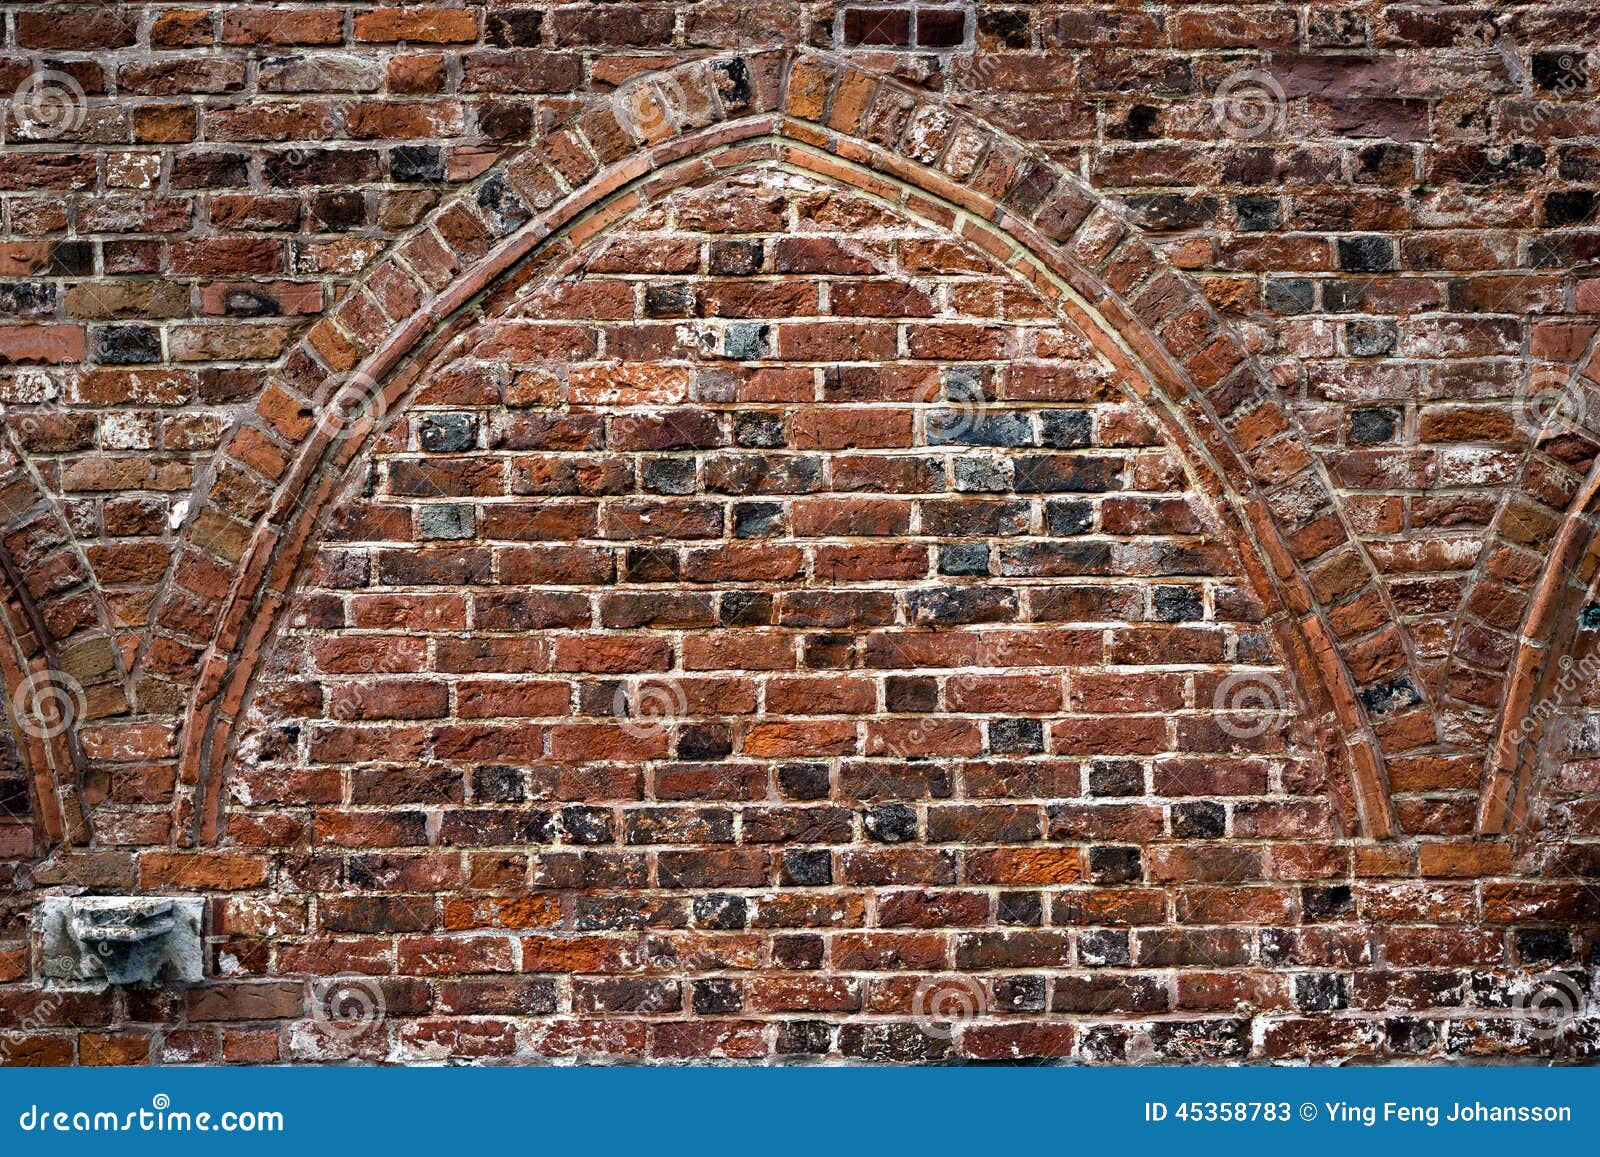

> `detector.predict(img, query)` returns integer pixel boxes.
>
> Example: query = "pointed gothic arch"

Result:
[131,50,1410,844]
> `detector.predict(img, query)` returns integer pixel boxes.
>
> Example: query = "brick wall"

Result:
[1,3,1598,1064]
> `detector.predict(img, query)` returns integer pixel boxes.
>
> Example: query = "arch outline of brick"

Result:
[0,430,133,851]
[134,49,1414,845]
[1477,327,1600,834]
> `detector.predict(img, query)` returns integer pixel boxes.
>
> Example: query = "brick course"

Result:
[0,6,1598,1064]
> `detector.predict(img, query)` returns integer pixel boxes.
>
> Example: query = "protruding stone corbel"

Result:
[38,897,203,986]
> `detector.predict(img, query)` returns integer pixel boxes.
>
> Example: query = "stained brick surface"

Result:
[0,5,1598,1064]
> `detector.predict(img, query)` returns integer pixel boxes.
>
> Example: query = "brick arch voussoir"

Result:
[1478,330,1600,834]
[154,48,1404,843]
[0,426,136,850]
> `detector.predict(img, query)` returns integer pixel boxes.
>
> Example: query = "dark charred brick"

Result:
[692,979,743,1015]
[678,723,733,761]
[420,413,478,453]
[778,762,831,801]
[1545,190,1597,227]
[642,457,698,495]
[733,501,785,538]
[391,145,445,182]
[989,718,1044,755]
[1039,409,1093,448]
[308,191,365,231]
[1350,407,1400,444]
[49,241,95,275]
[720,590,774,626]
[1171,800,1226,838]
[724,322,769,360]
[993,975,1046,1011]
[561,806,615,845]
[1088,846,1142,885]
[624,547,679,583]
[1385,1018,1438,1055]
[803,634,854,668]
[710,239,763,275]
[692,892,749,931]
[472,765,524,804]
[776,1019,832,1054]
[1295,973,1349,1012]
[93,324,162,364]
[1232,195,1280,231]
[1346,318,1398,357]
[1516,928,1575,964]
[1337,235,1397,272]
[1533,51,1587,93]
[938,543,990,576]
[1359,675,1421,717]
[1078,929,1132,967]
[838,1022,951,1062]
[780,849,832,887]
[486,9,544,46]
[734,412,786,448]
[477,174,531,233]
[1264,277,1315,313]
[1089,760,1143,796]
[1152,586,1203,622]
[1302,885,1354,922]
[863,804,918,843]
[644,283,694,318]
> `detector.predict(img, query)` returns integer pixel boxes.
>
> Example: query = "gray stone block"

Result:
[38,896,203,986]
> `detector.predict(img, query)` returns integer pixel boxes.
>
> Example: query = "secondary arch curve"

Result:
[1477,329,1600,833]
[143,49,1407,843]
[0,426,135,852]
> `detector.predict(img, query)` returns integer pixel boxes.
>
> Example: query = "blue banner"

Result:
[0,1066,1591,1156]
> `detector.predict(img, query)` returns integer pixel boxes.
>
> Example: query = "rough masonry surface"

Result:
[0,3,1598,1065]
